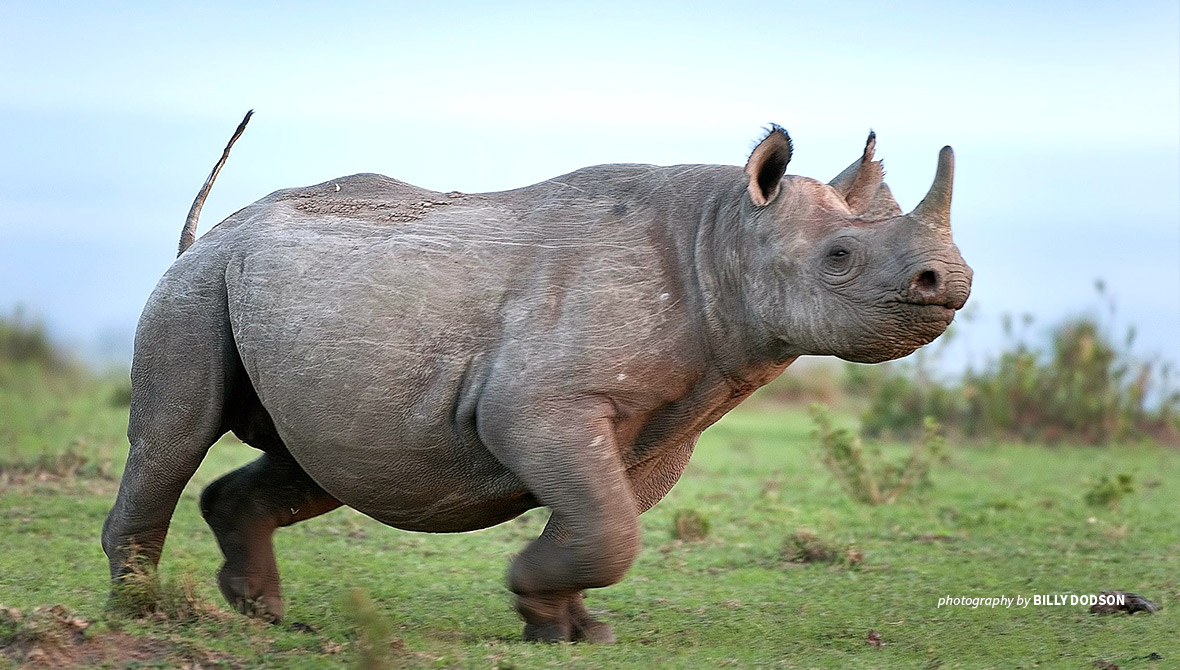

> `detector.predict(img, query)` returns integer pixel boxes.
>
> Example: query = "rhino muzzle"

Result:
[903,260,972,311]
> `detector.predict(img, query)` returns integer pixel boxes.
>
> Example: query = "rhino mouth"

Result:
[892,300,957,325]
[834,301,958,364]
[907,302,956,321]
[893,302,957,350]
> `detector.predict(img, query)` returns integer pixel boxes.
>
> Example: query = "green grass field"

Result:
[1,360,1177,668]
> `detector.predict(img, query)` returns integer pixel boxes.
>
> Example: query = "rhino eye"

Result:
[823,243,857,278]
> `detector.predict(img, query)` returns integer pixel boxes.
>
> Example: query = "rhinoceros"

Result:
[103,114,971,643]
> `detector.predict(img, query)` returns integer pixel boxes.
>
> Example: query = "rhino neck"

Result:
[685,171,796,390]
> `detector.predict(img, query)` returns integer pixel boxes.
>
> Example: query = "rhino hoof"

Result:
[217,569,283,623]
[523,620,573,643]
[234,595,283,623]
[572,620,616,644]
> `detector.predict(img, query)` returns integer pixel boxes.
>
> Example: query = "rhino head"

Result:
[739,127,972,363]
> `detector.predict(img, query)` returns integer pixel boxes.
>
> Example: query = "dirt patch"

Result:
[670,509,710,541]
[15,630,234,669]
[782,529,863,567]
[0,468,117,496]
[0,446,116,495]
[0,604,240,669]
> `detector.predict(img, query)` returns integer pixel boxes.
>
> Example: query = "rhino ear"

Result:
[745,125,792,206]
[830,131,902,218]
[829,131,876,196]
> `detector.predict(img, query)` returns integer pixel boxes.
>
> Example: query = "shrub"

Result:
[106,549,222,622]
[345,587,400,670]
[972,315,1177,443]
[759,360,843,405]
[846,361,962,440]
[854,291,1180,445]
[109,381,133,408]
[1083,473,1135,509]
[0,308,63,369]
[670,509,710,541]
[810,404,942,505]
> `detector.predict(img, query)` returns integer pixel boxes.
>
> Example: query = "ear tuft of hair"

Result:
[758,123,794,157]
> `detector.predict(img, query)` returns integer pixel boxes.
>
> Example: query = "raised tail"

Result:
[178,110,254,257]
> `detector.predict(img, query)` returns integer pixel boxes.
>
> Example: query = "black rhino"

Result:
[103,114,971,643]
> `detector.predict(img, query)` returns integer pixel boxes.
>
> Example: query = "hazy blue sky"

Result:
[1,1,1177,373]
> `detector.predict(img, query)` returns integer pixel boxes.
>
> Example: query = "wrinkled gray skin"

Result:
[103,126,971,643]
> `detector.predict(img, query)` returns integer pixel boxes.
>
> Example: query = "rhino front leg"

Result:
[521,436,698,642]
[200,451,341,622]
[520,518,619,643]
[480,398,640,643]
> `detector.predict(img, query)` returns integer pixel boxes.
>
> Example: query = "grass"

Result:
[1,363,1178,668]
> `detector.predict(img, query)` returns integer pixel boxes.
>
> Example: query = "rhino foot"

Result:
[200,452,342,624]
[523,619,616,644]
[216,566,285,622]
[567,592,616,643]
[523,620,573,642]
[571,619,616,644]
[520,592,616,643]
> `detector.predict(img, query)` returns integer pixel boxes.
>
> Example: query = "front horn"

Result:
[910,146,954,232]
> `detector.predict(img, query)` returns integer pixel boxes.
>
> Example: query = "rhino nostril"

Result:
[912,270,939,296]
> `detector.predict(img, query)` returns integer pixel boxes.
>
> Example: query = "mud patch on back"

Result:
[283,173,468,224]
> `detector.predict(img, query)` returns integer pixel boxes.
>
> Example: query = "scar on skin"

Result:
[590,435,605,447]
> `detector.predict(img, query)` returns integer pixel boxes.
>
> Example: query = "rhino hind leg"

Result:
[102,297,238,591]
[102,426,218,584]
[199,451,341,622]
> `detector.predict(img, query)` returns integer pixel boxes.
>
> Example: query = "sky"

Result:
[1,1,1178,376]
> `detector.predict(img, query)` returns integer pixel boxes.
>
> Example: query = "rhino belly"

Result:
[285,428,537,533]
[246,355,536,532]
[224,237,535,531]
[235,330,534,531]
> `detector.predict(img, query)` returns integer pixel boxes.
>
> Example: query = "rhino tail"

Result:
[178,110,254,257]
